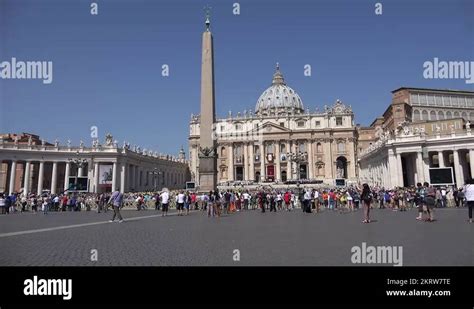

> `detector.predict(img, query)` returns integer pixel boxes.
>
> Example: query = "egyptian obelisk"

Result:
[198,10,217,192]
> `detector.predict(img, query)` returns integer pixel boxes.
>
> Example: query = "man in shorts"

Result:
[161,190,170,217]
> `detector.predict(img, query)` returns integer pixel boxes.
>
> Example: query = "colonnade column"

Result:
[453,150,464,187]
[438,151,445,167]
[37,161,44,194]
[94,162,100,193]
[23,161,31,196]
[9,161,17,195]
[120,162,126,193]
[395,153,403,187]
[416,152,424,184]
[112,162,118,191]
[64,162,70,191]
[51,162,58,194]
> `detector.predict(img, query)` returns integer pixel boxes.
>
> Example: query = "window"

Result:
[297,121,305,127]
[220,125,225,132]
[298,143,306,153]
[419,95,427,105]
[446,111,452,119]
[221,147,226,156]
[235,123,242,130]
[438,111,445,120]
[280,144,286,153]
[315,121,321,127]
[454,111,460,118]
[279,122,285,127]
[266,144,274,154]
[410,93,419,104]
[413,110,420,121]
[435,95,442,106]
[254,124,259,129]
[337,142,345,153]
[316,142,322,153]
[336,117,343,126]
[427,95,434,105]
[430,110,437,120]
[421,110,428,120]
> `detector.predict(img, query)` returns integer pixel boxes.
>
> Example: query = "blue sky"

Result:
[1,0,473,156]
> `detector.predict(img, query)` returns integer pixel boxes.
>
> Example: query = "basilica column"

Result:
[37,161,44,194]
[23,161,31,196]
[64,162,70,191]
[307,140,314,179]
[228,143,234,181]
[93,162,100,193]
[275,141,281,181]
[8,161,17,195]
[249,143,255,181]
[438,151,445,167]
[243,143,249,181]
[78,166,83,177]
[286,141,292,179]
[112,162,118,191]
[260,142,265,181]
[51,162,58,194]
[453,150,464,186]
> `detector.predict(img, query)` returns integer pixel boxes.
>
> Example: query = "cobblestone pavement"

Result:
[0,208,472,266]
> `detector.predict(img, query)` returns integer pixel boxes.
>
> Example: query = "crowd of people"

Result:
[1,180,473,224]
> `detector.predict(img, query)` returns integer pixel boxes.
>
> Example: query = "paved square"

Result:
[0,208,472,266]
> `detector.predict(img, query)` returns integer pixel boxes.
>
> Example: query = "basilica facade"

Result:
[189,65,358,186]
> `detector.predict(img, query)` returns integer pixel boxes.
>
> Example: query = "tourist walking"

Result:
[463,179,474,223]
[424,182,436,222]
[161,190,170,217]
[0,193,5,215]
[360,183,372,223]
[108,190,124,223]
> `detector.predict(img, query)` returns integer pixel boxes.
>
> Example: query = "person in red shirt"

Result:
[284,191,291,211]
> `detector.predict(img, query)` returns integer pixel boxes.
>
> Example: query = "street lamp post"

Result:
[67,151,88,192]
[286,150,307,182]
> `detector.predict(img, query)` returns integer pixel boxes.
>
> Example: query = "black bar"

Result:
[0,267,472,306]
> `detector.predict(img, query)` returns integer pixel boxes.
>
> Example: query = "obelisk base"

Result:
[198,156,217,193]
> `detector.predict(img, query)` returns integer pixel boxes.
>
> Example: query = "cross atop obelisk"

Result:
[198,7,217,192]
[204,5,212,31]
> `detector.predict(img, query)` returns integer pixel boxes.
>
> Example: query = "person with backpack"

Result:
[360,183,373,223]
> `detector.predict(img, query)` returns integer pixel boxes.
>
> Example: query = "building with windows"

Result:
[189,64,358,185]
[0,133,189,195]
[358,87,474,188]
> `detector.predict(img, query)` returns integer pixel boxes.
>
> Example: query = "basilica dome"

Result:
[255,64,304,116]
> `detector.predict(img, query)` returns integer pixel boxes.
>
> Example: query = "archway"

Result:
[335,156,348,179]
